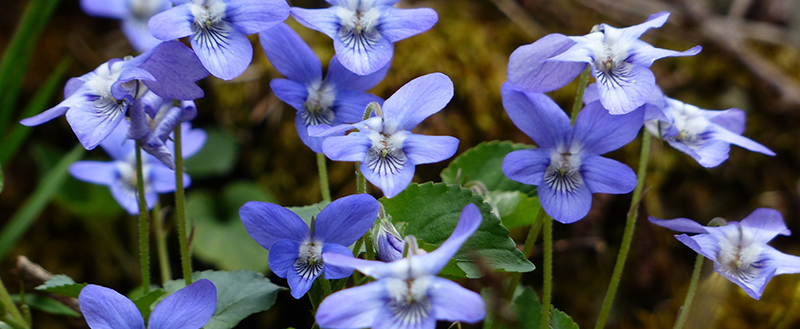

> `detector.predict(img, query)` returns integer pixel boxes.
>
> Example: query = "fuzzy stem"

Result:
[594,133,651,329]
[571,67,591,124]
[674,254,704,329]
[174,124,192,286]
[317,153,331,202]
[541,214,554,329]
[135,141,151,293]
[152,203,172,284]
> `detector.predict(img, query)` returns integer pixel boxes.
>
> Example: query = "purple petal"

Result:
[402,133,459,165]
[647,216,708,234]
[326,56,389,91]
[580,154,636,194]
[178,123,207,158]
[617,11,669,40]
[360,156,414,198]
[148,279,216,329]
[538,176,592,224]
[239,201,310,249]
[110,180,140,215]
[382,73,453,132]
[138,41,208,100]
[507,33,585,93]
[271,78,308,111]
[148,5,193,40]
[295,114,325,153]
[322,244,356,279]
[761,245,800,275]
[290,7,341,40]
[675,233,719,261]
[321,132,372,162]
[150,164,189,193]
[286,262,318,299]
[739,208,790,243]
[259,23,323,83]
[121,18,163,53]
[79,285,144,329]
[705,108,745,134]
[502,148,551,186]
[266,239,300,278]
[716,264,776,300]
[583,83,599,104]
[596,63,656,115]
[501,82,571,149]
[80,0,127,19]
[428,277,485,323]
[628,41,702,67]
[316,281,387,328]
[710,125,775,156]
[69,161,118,186]
[314,194,380,245]
[190,21,253,80]
[225,0,289,34]
[332,90,384,124]
[414,204,482,275]
[65,98,127,150]
[333,30,394,76]
[573,100,643,154]
[546,35,594,63]
[377,7,437,43]
[670,137,730,168]
[113,67,155,100]
[99,122,135,161]
[322,252,399,279]
[20,104,69,127]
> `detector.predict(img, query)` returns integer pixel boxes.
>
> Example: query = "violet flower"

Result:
[315,203,485,328]
[501,82,642,223]
[80,0,172,52]
[79,279,216,329]
[649,209,800,299]
[259,22,387,153]
[312,73,459,198]
[291,0,438,75]
[20,41,208,150]
[644,97,775,168]
[148,0,290,80]
[69,120,205,215]
[128,90,199,168]
[240,194,380,299]
[507,11,701,114]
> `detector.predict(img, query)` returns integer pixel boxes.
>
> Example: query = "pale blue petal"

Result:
[316,281,387,328]
[580,154,636,194]
[314,194,379,245]
[739,208,790,243]
[179,123,207,158]
[573,101,643,154]
[502,148,551,186]
[69,161,118,186]
[710,125,775,156]
[670,137,729,168]
[715,263,775,300]
[595,63,656,115]
[259,23,322,83]
[647,216,708,234]
[507,33,585,93]
[414,204,482,275]
[428,277,485,323]
[65,98,128,150]
[538,175,592,224]
[295,114,325,153]
[321,132,372,162]
[704,108,745,134]
[291,7,341,39]
[628,42,702,67]
[286,262,318,299]
[148,5,193,40]
[190,21,253,80]
[547,35,594,63]
[382,73,453,132]
[122,18,163,53]
[761,245,800,276]
[225,0,289,34]
[20,104,70,127]
[322,244,356,279]
[150,164,189,193]
[332,90,383,124]
[81,0,127,19]
[239,201,310,249]
[79,285,144,329]
[149,279,216,329]
[326,55,389,91]
[333,30,394,76]
[501,82,571,149]
[378,7,437,43]
[138,41,208,100]
[360,157,414,198]
[110,180,140,215]
[271,78,309,111]
[617,11,670,40]
[99,122,135,161]
[267,239,300,278]
[675,233,719,261]
[402,133,458,165]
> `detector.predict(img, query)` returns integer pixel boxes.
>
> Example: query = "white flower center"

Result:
[544,148,583,194]
[190,0,226,28]
[584,27,635,88]
[717,225,764,282]
[116,155,152,197]
[295,238,325,280]
[365,130,408,176]
[130,0,163,19]
[302,82,337,126]
[663,99,711,148]
[384,276,433,326]
[336,4,381,52]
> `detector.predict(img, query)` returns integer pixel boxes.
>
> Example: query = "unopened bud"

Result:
[374,220,404,262]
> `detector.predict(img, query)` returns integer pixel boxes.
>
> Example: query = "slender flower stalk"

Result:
[594,133,651,329]
[674,254,704,329]
[152,203,172,284]
[135,141,151,293]
[571,67,591,123]
[542,214,554,329]
[317,153,331,202]
[174,124,192,286]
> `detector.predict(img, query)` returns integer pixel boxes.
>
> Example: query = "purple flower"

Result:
[128,90,199,168]
[507,11,701,114]
[240,194,380,299]
[315,204,486,329]
[69,120,205,215]
[312,73,459,198]
[644,97,775,168]
[291,0,438,75]
[649,209,800,299]
[79,279,216,329]
[148,0,290,80]
[259,22,387,153]
[81,0,172,52]
[20,41,208,150]
[373,219,403,262]
[501,82,642,223]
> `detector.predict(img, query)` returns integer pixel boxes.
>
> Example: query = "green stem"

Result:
[153,203,172,284]
[135,141,151,293]
[317,153,331,202]
[0,278,25,327]
[673,254,704,329]
[776,278,800,329]
[364,229,375,260]
[504,207,545,301]
[541,214,553,329]
[594,133,651,329]
[571,67,591,124]
[174,124,192,286]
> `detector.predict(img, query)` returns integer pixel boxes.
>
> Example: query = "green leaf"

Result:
[163,270,284,329]
[380,182,535,278]
[550,307,580,329]
[133,289,165,321]
[188,182,275,272]
[487,191,541,230]
[10,294,79,317]
[440,141,536,195]
[34,275,87,298]
[287,201,330,227]
[184,128,239,178]
[515,286,541,329]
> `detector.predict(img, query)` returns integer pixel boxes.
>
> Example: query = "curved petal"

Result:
[322,243,356,279]
[180,124,207,158]
[121,18,163,53]
[502,148,550,186]
[314,194,380,245]
[382,73,453,133]
[501,82,571,149]
[225,0,289,34]
[150,164,187,193]
[507,33,585,92]
[360,156,414,198]
[267,239,300,278]
[148,279,216,329]
[138,41,208,100]
[81,0,127,18]
[675,233,720,261]
[377,7,437,43]
[326,55,389,91]
[331,90,384,124]
[286,261,320,299]
[65,98,128,150]
[79,285,144,329]
[595,63,656,115]
[316,281,387,328]
[295,113,325,153]
[580,154,636,194]
[322,252,399,279]
[190,21,253,80]
[704,108,745,134]
[271,78,309,111]
[647,216,708,234]
[239,201,310,249]
[670,137,730,168]
[110,180,140,215]
[628,41,702,67]
[761,245,800,275]
[402,133,458,165]
[290,7,341,40]
[414,204,482,275]
[538,175,592,224]
[259,23,322,83]
[428,277,485,323]
[617,11,670,40]
[739,208,790,243]
[321,132,372,162]
[148,5,194,40]
[69,161,118,186]
[332,29,394,76]
[100,122,135,161]
[716,264,776,300]
[710,125,775,156]
[573,101,643,155]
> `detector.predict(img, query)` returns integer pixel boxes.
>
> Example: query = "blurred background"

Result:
[1,0,800,328]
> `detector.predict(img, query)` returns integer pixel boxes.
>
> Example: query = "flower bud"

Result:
[374,220,404,262]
